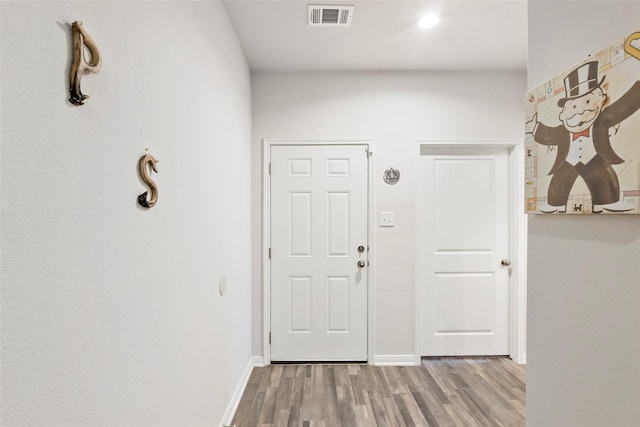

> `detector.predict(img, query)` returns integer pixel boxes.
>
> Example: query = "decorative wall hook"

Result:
[138,150,159,209]
[69,21,102,106]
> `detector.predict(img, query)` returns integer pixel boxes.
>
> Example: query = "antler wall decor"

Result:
[137,150,159,209]
[69,21,102,106]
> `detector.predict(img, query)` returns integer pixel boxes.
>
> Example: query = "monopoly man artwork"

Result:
[525,29,640,214]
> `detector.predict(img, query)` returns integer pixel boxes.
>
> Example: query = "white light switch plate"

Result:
[380,212,395,227]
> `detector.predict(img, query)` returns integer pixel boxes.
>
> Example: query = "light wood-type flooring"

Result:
[231,357,525,427]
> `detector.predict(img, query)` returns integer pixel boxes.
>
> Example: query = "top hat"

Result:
[557,61,605,107]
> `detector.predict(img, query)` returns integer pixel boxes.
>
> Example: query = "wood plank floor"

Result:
[231,357,525,427]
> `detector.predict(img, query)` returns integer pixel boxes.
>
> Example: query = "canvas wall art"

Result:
[525,29,640,214]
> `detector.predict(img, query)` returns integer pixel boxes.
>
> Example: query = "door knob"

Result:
[357,260,366,268]
[357,245,365,253]
[501,259,511,267]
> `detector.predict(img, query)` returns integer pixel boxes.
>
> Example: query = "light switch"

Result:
[380,212,395,227]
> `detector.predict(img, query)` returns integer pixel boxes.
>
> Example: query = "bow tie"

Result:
[572,129,590,140]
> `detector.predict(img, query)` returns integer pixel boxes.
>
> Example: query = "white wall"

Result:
[251,71,526,358]
[527,2,640,426]
[1,2,252,425]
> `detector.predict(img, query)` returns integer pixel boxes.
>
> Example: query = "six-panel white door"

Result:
[270,145,368,361]
[420,147,511,356]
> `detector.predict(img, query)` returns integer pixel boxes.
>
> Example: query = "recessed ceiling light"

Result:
[419,14,440,29]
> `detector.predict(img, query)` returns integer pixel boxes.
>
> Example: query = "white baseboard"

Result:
[373,355,420,366]
[219,357,259,427]
[251,355,265,367]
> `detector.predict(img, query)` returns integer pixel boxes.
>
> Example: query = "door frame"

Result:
[262,138,376,365]
[415,140,527,364]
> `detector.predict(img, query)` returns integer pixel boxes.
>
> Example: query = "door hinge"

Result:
[269,332,271,344]
[269,247,271,259]
[268,163,271,174]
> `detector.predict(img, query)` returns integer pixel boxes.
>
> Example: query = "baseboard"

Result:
[251,355,265,367]
[373,354,420,366]
[219,356,260,427]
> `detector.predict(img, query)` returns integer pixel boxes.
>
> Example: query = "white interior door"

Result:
[270,144,368,361]
[420,146,510,356]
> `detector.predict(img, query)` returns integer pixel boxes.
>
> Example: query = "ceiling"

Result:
[222,0,528,72]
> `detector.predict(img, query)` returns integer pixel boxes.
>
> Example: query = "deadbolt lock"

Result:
[358,245,365,253]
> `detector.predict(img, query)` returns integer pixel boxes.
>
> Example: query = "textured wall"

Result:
[251,70,526,358]
[1,2,252,425]
[527,2,640,426]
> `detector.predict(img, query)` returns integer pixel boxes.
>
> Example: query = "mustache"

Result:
[565,107,598,127]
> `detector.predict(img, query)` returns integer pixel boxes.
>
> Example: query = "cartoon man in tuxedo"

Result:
[526,61,640,213]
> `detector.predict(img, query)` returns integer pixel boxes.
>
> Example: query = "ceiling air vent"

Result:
[308,5,354,27]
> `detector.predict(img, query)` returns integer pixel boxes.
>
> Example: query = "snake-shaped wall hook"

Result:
[69,21,102,106]
[137,151,159,208]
